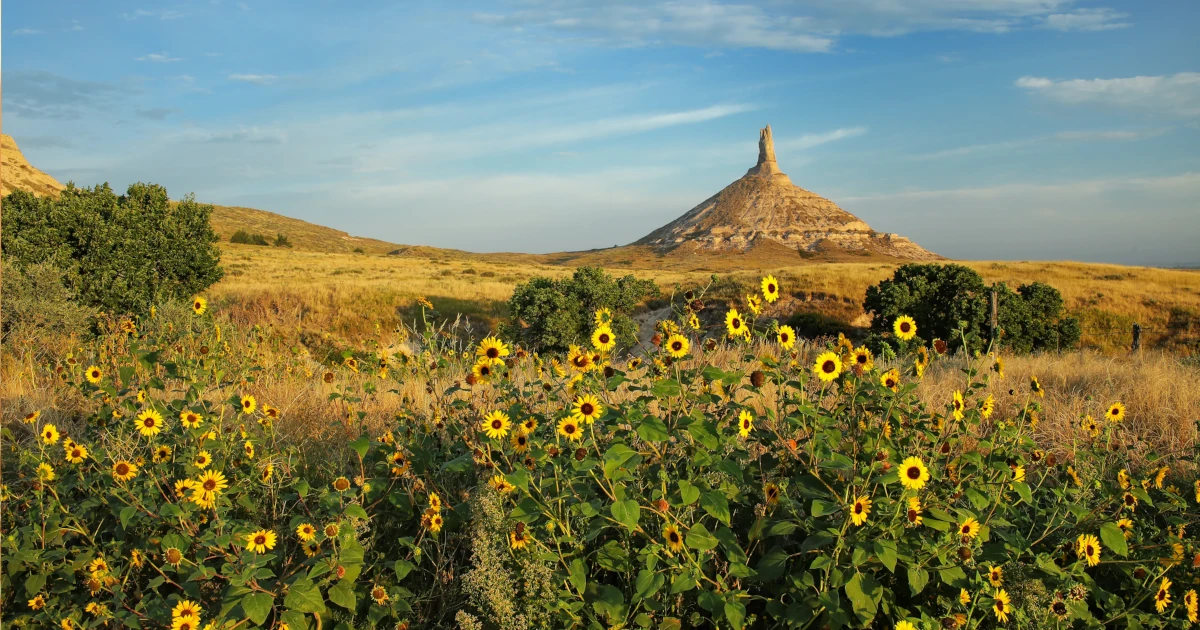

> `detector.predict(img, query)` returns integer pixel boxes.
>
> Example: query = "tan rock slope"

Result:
[636,125,939,260]
[1,133,66,197]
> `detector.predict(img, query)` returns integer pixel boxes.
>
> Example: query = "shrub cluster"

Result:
[3,279,1198,630]
[864,264,1081,354]
[1,183,223,317]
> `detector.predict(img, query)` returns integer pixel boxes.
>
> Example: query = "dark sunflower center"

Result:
[669,532,680,543]
[855,503,864,514]
[732,318,742,328]
[672,341,682,351]
[116,464,128,475]
[857,355,867,364]
[742,419,750,429]
[599,334,610,344]
[908,510,918,521]
[768,284,776,293]
[781,333,790,342]
[517,436,526,445]
[907,467,921,479]
[580,403,594,415]
[822,360,836,373]
[480,365,491,375]
[491,419,503,429]
[565,424,576,434]
[1086,545,1094,555]
[901,322,911,332]
[145,418,155,427]
[487,348,499,359]
[204,480,217,491]
[255,535,266,545]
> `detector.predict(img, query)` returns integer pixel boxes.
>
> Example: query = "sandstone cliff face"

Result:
[1,134,66,198]
[636,126,940,260]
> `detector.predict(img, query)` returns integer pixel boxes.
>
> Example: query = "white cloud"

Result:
[778,126,867,151]
[122,8,188,20]
[1041,8,1130,31]
[473,1,1132,51]
[1017,73,1200,117]
[173,125,288,144]
[136,52,183,63]
[12,28,43,35]
[909,128,1165,160]
[66,20,84,32]
[229,73,279,85]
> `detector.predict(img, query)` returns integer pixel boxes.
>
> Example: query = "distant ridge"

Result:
[1,133,66,197]
[636,125,939,260]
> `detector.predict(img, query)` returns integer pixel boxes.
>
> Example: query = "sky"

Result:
[3,1,1199,266]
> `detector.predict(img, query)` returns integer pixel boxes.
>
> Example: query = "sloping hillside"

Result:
[1,134,66,197]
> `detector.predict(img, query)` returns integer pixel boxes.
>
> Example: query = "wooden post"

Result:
[989,288,998,342]
[1131,323,1141,353]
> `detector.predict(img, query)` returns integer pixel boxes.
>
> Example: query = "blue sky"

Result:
[4,1,1199,265]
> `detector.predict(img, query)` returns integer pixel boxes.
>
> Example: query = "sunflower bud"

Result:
[604,366,615,378]
[575,448,586,461]
[651,333,662,347]
[750,370,765,388]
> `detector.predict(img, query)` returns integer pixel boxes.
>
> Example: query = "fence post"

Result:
[989,288,998,343]
[1131,323,1141,353]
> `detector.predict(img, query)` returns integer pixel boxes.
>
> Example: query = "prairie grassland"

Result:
[213,243,1200,353]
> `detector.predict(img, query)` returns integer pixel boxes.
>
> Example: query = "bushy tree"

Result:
[864,263,1079,353]
[1,183,223,315]
[503,267,658,353]
[0,259,94,358]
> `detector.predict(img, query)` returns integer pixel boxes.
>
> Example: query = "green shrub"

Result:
[1,183,223,316]
[502,267,658,353]
[863,264,1079,353]
[0,259,94,359]
[231,230,270,246]
[273,233,292,248]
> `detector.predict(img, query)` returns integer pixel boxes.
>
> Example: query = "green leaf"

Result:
[1099,522,1129,558]
[349,434,370,458]
[844,572,881,625]
[651,379,681,397]
[700,491,731,526]
[724,600,747,629]
[242,592,274,625]
[283,578,326,614]
[611,499,641,530]
[686,523,719,551]
[328,581,356,610]
[677,480,700,505]
[293,478,310,498]
[344,504,369,520]
[119,506,138,529]
[1012,481,1033,504]
[393,559,415,580]
[907,567,929,596]
[873,540,897,573]
[569,559,587,594]
[687,422,719,451]
[635,569,663,599]
[811,500,840,517]
[637,417,669,443]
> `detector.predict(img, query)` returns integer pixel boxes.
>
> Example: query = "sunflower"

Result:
[509,432,530,453]
[84,365,103,384]
[1154,465,1169,489]
[905,496,923,526]
[813,351,841,382]
[324,523,341,539]
[987,565,1004,587]
[1081,415,1098,437]
[1076,534,1101,566]
[686,312,701,330]
[88,555,109,577]
[591,326,616,353]
[567,345,593,372]
[135,409,165,437]
[571,395,604,424]
[110,460,138,482]
[191,296,207,315]
[302,541,321,557]
[509,527,531,550]
[1116,517,1134,539]
[850,347,873,373]
[193,470,229,500]
[41,423,60,445]
[957,517,980,540]
[65,444,88,464]
[893,315,917,341]
[980,394,995,419]
[776,325,796,350]
[960,589,971,605]
[172,600,201,621]
[764,482,780,506]
[178,410,203,429]
[28,594,46,610]
[594,307,614,326]
[1122,492,1138,511]
[849,495,872,526]
[1068,466,1083,487]
[477,336,510,365]
[992,589,1011,623]
[1194,479,1200,504]
[880,369,900,392]
[371,585,390,605]
[1155,577,1172,613]
[557,417,582,441]
[895,622,917,630]
[153,445,173,464]
[262,405,281,422]
[296,523,317,542]
[666,334,690,358]
[333,476,352,492]
[1183,590,1198,623]
[489,474,515,494]
[24,410,41,424]
[724,308,747,339]
[481,410,512,440]
[745,294,763,316]
[734,409,754,438]
[245,529,277,554]
[194,451,212,469]
[1030,375,1044,398]
[761,275,781,303]
[470,360,496,383]
[1106,401,1125,423]
[899,457,930,490]
[951,390,965,421]
[663,525,684,552]
[1009,465,1026,483]
[427,512,444,533]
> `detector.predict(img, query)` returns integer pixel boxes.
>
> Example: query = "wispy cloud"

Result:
[909,128,1165,160]
[122,8,188,21]
[3,71,126,119]
[229,73,279,85]
[778,126,867,151]
[12,28,43,35]
[1040,8,1131,31]
[136,52,183,63]
[173,125,288,144]
[1017,73,1200,117]
[66,20,85,32]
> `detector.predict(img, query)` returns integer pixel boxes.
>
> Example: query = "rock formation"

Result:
[636,125,939,260]
[1,134,66,197]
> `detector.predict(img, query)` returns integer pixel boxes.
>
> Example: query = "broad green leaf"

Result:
[677,480,700,505]
[283,579,326,614]
[393,559,415,580]
[569,559,586,594]
[811,500,840,517]
[844,572,881,625]
[686,523,719,551]
[611,499,640,530]
[651,379,681,397]
[344,504,369,520]
[349,434,369,458]
[907,566,929,595]
[724,600,747,629]
[873,540,897,573]
[700,491,731,526]
[637,417,669,442]
[328,581,356,610]
[1099,522,1129,558]
[242,593,274,625]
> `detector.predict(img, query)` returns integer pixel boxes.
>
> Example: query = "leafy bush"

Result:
[231,230,270,246]
[0,259,94,358]
[2,183,223,316]
[864,264,1080,353]
[503,267,659,353]
[273,233,293,248]
[3,282,1198,630]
